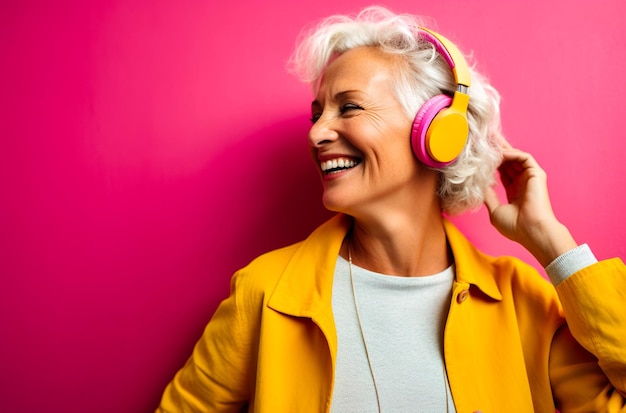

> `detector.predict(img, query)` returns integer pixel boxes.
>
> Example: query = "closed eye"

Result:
[340,103,363,115]
[310,112,321,124]
[310,103,363,124]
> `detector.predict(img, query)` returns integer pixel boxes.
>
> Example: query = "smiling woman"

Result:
[155,6,626,413]
[308,47,428,219]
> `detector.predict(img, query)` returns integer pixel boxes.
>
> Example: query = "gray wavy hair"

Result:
[288,6,504,215]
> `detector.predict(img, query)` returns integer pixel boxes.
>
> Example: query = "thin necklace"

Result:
[347,244,451,413]
[347,244,382,412]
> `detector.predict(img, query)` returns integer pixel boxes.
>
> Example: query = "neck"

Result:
[342,207,451,277]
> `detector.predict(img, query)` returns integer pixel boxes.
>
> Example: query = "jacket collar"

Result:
[268,214,502,318]
[267,214,351,318]
[443,219,503,301]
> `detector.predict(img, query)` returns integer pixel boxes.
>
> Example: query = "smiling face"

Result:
[309,46,439,218]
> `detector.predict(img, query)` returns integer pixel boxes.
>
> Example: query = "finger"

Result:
[498,161,519,187]
[500,147,531,157]
[500,138,514,151]
[499,150,545,183]
[483,185,501,214]
[501,148,541,170]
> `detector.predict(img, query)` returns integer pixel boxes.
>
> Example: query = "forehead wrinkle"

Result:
[312,47,408,118]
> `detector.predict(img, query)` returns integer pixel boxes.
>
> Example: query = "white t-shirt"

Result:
[330,256,457,412]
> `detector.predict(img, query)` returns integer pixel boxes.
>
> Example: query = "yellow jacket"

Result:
[158,214,626,412]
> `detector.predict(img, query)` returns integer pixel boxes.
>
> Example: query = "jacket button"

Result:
[457,289,469,303]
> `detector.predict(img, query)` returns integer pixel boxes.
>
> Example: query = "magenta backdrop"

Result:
[2,0,625,411]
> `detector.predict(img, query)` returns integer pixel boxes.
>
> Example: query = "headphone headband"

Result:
[410,27,471,168]
[418,27,471,89]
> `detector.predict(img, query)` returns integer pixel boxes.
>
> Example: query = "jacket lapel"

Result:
[267,214,351,318]
[444,219,503,301]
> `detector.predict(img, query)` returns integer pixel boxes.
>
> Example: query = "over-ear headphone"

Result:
[411,27,471,168]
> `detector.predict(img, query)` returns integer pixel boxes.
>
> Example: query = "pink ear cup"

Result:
[411,94,453,168]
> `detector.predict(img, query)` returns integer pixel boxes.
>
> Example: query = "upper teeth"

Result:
[320,158,357,172]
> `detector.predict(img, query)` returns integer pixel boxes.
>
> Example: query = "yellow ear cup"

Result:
[426,91,470,163]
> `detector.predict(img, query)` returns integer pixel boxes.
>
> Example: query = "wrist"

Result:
[524,220,578,267]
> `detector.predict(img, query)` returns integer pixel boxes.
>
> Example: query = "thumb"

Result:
[483,185,501,215]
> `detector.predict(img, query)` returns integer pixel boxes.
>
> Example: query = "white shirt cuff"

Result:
[545,244,598,286]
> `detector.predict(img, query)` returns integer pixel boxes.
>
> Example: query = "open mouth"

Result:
[320,157,362,175]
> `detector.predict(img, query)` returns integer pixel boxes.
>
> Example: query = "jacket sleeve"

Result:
[550,258,626,412]
[156,270,257,413]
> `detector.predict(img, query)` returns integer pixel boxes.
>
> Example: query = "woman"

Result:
[157,7,625,412]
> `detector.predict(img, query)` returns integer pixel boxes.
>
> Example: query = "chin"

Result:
[321,200,341,214]
[321,194,345,214]
[322,193,359,216]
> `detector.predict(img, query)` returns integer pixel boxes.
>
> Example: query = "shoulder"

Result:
[232,214,351,297]
[483,252,567,329]
[445,219,559,310]
[459,244,567,341]
[446,220,552,289]
[490,254,555,297]
[233,241,304,295]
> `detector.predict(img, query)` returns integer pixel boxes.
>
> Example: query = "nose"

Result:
[308,115,339,148]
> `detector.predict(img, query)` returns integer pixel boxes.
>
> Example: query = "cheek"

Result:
[384,138,421,175]
[308,147,323,176]
[383,129,414,160]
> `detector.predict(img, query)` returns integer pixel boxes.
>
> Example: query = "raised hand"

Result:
[484,148,578,267]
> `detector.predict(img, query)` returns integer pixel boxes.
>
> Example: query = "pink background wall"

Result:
[2,0,625,411]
